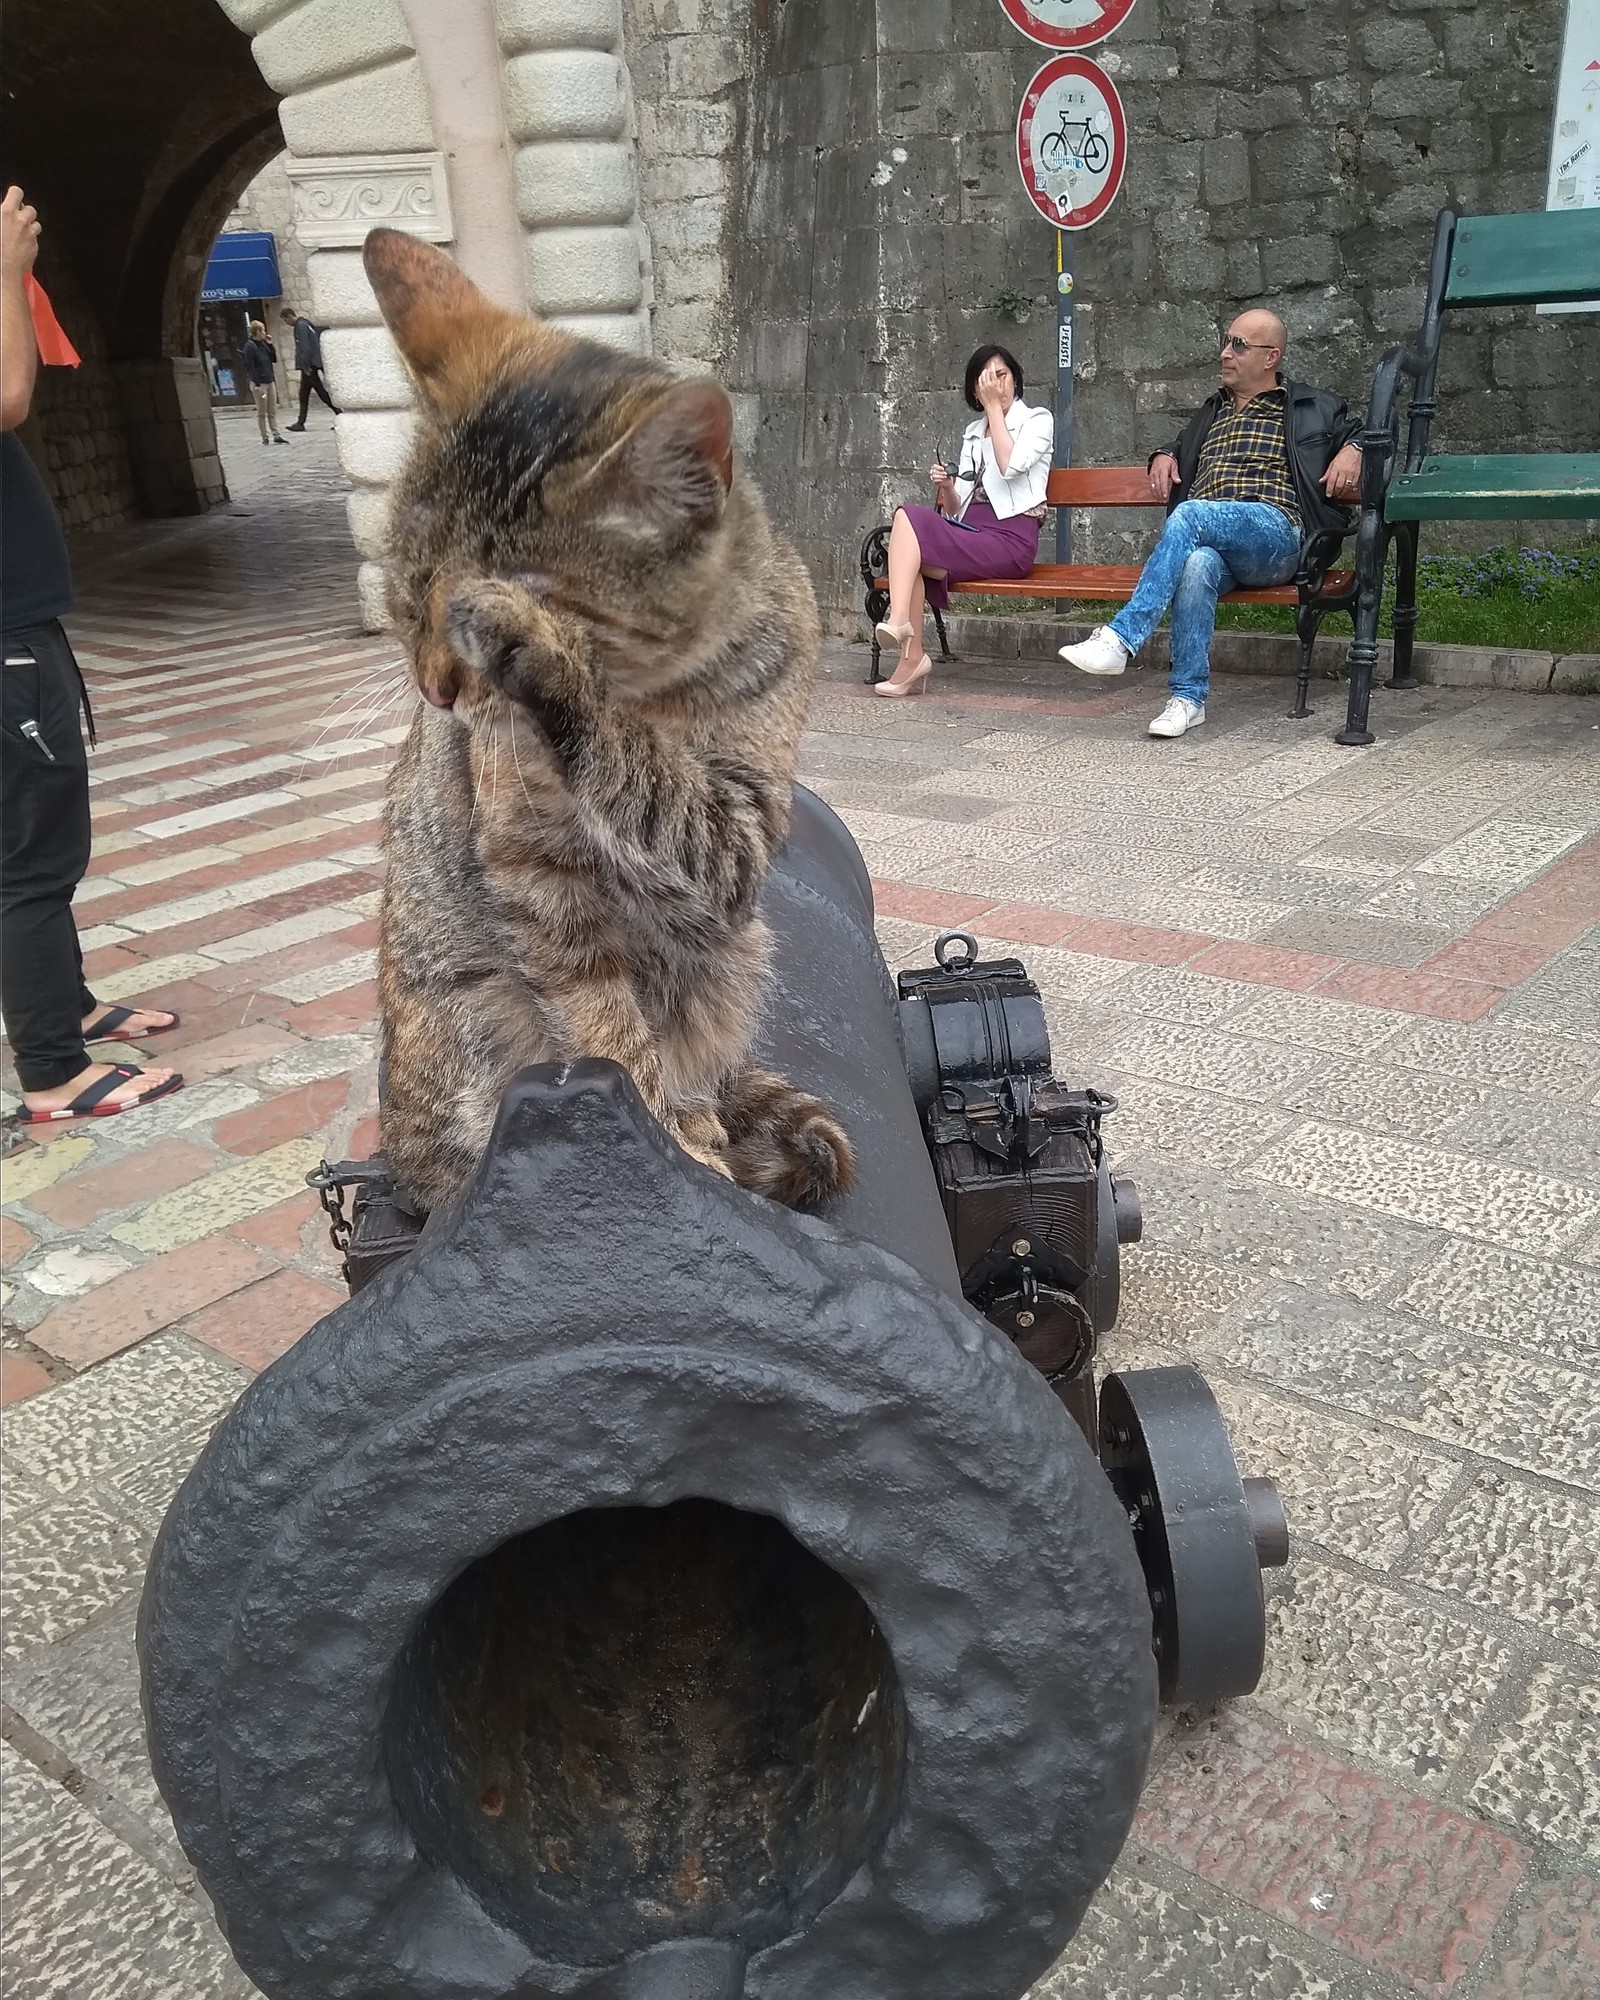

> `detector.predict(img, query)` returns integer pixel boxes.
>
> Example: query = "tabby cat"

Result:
[363,228,853,1218]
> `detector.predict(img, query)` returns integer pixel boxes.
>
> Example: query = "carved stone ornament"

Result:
[284,151,454,249]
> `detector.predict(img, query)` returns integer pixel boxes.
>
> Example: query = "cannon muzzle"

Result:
[138,790,1278,2000]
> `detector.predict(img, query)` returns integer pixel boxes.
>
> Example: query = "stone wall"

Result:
[621,0,749,371]
[23,250,141,534]
[704,0,1598,622]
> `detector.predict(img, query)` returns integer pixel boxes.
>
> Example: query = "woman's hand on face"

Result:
[976,364,1008,411]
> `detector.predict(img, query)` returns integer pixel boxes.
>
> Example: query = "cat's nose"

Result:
[422,683,456,710]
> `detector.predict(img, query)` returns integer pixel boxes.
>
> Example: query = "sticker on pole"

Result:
[1017,55,1127,230]
[998,0,1139,52]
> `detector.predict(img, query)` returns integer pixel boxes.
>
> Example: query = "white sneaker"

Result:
[1148,697,1205,738]
[1060,626,1131,676]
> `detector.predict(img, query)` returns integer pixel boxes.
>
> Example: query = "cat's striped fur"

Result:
[365,229,853,1216]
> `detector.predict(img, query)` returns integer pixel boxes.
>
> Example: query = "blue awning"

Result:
[201,231,282,303]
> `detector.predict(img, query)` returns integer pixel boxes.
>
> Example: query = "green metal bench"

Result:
[1339,208,1600,745]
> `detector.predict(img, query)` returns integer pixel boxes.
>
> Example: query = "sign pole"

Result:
[1054,228,1075,571]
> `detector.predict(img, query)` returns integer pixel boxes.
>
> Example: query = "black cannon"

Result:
[139,789,1285,2000]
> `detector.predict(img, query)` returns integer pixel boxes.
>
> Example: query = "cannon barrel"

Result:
[138,791,1257,2000]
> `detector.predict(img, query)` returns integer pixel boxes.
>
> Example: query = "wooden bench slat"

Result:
[868,563,1355,605]
[1386,453,1600,521]
[1445,211,1600,307]
[1044,466,1162,507]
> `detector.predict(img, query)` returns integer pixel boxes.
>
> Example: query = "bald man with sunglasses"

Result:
[1062,309,1363,737]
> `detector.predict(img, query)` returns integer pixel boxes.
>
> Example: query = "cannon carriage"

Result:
[139,790,1285,2000]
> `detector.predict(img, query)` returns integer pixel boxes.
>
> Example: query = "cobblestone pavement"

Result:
[3,407,1598,1998]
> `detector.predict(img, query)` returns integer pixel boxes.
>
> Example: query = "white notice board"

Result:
[1546,0,1600,310]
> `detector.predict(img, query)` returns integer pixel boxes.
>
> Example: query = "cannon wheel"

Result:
[1098,1365,1276,1707]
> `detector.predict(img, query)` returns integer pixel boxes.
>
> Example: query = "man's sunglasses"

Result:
[1222,335,1279,355]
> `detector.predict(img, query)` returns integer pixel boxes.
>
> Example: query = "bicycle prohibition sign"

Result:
[1015,53,1128,231]
[1039,112,1109,175]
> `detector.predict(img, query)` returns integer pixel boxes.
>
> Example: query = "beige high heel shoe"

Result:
[874,654,932,699]
[874,617,916,652]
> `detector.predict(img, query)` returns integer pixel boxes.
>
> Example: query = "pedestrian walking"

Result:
[1,183,182,1124]
[281,307,341,430]
[241,318,288,445]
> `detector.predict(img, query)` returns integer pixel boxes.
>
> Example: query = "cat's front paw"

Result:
[445,577,593,761]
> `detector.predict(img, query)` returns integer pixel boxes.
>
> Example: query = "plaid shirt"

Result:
[1189,388,1301,528]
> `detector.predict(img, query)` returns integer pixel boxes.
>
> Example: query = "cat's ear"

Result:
[363,228,506,408]
[612,379,735,536]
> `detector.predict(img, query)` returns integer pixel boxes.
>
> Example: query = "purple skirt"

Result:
[901,498,1041,610]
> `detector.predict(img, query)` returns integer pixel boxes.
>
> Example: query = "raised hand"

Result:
[1,187,40,282]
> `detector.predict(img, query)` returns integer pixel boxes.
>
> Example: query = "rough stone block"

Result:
[515,140,637,226]
[640,153,725,205]
[1156,85,1220,141]
[306,248,384,327]
[1359,15,1440,73]
[1551,653,1600,693]
[1369,77,1465,121]
[336,409,418,487]
[1253,124,1343,200]
[650,197,725,255]
[635,92,734,156]
[1261,233,1339,287]
[251,0,413,97]
[215,0,300,28]
[356,559,392,632]
[1226,241,1263,296]
[320,327,411,411]
[653,242,728,305]
[1199,133,1251,210]
[278,56,433,156]
[503,49,629,142]
[878,0,954,54]
[665,33,744,97]
[649,300,722,366]
[1215,84,1305,133]
[545,310,649,353]
[1178,20,1258,84]
[496,0,621,53]
[1414,646,1554,692]
[525,224,643,313]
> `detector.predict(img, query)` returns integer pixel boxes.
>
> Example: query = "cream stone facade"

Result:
[207,0,659,626]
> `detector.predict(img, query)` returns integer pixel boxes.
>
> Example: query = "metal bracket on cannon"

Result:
[897,929,1288,1707]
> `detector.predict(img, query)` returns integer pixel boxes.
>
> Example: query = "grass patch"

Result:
[955,540,1600,652]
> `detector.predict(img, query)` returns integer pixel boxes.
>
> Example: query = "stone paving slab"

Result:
[3,423,1599,1996]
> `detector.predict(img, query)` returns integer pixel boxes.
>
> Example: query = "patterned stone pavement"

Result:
[3,407,1598,1998]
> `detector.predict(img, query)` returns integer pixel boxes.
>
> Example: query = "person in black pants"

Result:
[281,308,341,430]
[2,183,181,1125]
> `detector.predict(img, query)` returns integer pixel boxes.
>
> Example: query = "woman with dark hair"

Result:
[873,343,1053,696]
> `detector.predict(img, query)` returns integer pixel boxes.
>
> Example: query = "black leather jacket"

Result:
[1155,378,1362,546]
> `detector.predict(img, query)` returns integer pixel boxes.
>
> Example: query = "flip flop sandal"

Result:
[13,1062,185,1125]
[85,1005,181,1044]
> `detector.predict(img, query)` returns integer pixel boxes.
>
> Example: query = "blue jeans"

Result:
[1108,500,1301,706]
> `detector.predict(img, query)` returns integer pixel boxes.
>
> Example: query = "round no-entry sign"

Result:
[1016,55,1128,230]
[998,0,1140,53]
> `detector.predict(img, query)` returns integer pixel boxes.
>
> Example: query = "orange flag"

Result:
[24,273,81,367]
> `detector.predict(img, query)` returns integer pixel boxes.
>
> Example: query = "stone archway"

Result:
[8,0,665,625]
[214,0,657,626]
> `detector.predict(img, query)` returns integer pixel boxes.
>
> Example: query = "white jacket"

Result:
[951,397,1055,520]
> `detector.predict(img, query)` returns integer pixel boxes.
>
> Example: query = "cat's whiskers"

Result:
[508,716,539,818]
[303,663,410,757]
